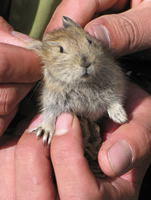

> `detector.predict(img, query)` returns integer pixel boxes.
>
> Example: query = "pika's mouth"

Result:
[81,68,92,78]
[81,72,90,78]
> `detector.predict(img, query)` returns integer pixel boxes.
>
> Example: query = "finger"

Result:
[0,106,18,136]
[0,83,34,115]
[15,128,56,200]
[51,113,100,200]
[85,1,151,56]
[45,0,125,32]
[0,43,42,83]
[0,135,19,200]
[98,82,151,177]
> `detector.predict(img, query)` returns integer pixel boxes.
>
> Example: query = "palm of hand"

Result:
[0,82,150,200]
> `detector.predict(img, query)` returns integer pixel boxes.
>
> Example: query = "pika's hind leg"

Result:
[107,102,128,124]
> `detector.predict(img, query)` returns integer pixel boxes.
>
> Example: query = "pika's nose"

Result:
[81,56,91,68]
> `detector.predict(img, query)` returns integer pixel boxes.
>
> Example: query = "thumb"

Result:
[98,84,151,177]
[99,121,151,177]
[85,1,151,56]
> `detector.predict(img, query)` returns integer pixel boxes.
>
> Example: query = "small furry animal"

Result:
[29,16,128,144]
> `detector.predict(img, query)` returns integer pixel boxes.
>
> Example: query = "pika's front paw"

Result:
[107,103,128,124]
[32,125,54,145]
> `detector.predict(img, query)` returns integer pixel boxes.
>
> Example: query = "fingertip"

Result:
[98,144,116,177]
[11,31,34,43]
[86,2,151,56]
[55,112,74,136]
[98,140,133,177]
[85,22,111,48]
[51,113,84,158]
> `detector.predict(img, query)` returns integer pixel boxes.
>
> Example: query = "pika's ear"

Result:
[26,39,43,53]
[62,16,81,28]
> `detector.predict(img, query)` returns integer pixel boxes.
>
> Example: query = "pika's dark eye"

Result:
[59,46,64,53]
[87,39,92,45]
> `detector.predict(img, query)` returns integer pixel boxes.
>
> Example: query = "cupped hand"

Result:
[46,0,151,58]
[9,82,150,200]
[49,82,151,200]
[0,17,42,135]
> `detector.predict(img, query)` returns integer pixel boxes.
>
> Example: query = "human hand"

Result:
[0,17,42,135]
[46,0,151,58]
[0,128,56,200]
[11,82,150,200]
[49,82,151,200]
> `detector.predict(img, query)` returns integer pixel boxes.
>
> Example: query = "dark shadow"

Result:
[139,164,151,200]
[0,0,12,21]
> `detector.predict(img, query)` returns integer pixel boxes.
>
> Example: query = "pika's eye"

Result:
[59,46,64,53]
[87,39,92,45]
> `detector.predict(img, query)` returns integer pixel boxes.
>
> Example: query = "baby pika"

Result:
[29,16,128,145]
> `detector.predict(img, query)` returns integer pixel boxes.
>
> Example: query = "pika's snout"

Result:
[80,55,91,69]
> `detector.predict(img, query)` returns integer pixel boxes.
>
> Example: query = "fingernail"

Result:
[92,24,111,48]
[55,113,74,136]
[108,140,133,175]
[11,31,34,42]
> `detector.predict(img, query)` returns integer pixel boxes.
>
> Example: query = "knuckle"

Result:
[0,87,14,115]
[0,16,13,31]
[0,16,6,26]
[118,15,142,51]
